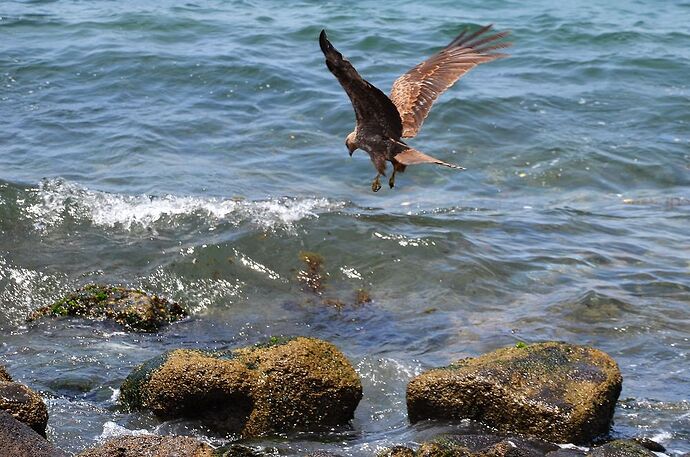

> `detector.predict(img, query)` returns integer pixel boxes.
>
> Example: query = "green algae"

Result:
[27,284,188,332]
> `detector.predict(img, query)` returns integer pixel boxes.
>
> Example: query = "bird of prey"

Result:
[319,25,510,191]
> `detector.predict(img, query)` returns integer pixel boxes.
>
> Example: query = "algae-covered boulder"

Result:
[587,440,657,457]
[0,409,66,457]
[377,446,416,457]
[413,434,560,457]
[379,434,568,457]
[0,379,49,436]
[121,337,362,437]
[407,342,622,444]
[0,365,12,382]
[77,435,213,457]
[27,284,187,332]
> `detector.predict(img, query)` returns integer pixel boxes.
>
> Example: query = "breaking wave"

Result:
[20,178,347,232]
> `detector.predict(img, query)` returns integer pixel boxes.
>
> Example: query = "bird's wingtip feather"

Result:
[319,29,331,54]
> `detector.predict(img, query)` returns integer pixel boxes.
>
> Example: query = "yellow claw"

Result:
[371,175,382,192]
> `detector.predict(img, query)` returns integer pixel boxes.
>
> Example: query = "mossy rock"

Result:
[377,446,416,457]
[121,337,362,437]
[212,444,272,456]
[413,434,560,457]
[0,380,49,436]
[407,342,622,444]
[587,440,657,457]
[77,435,213,457]
[0,409,66,457]
[0,365,12,382]
[27,285,187,332]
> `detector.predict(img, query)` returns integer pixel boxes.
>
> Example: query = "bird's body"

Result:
[319,25,511,191]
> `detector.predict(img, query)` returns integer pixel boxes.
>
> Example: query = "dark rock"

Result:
[27,284,187,332]
[121,336,362,437]
[407,342,622,444]
[0,409,66,457]
[0,380,49,436]
[77,435,213,457]
[587,440,657,457]
[630,437,665,453]
[545,448,587,457]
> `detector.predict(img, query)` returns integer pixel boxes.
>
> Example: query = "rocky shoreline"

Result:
[0,287,675,456]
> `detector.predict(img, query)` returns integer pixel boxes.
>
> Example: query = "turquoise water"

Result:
[1,0,689,454]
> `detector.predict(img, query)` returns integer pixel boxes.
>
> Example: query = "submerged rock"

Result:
[587,440,657,457]
[298,251,327,294]
[120,336,362,437]
[305,453,346,457]
[0,409,66,457]
[27,284,187,332]
[77,435,213,457]
[413,434,560,457]
[213,444,273,457]
[407,342,622,444]
[380,434,567,457]
[0,377,49,436]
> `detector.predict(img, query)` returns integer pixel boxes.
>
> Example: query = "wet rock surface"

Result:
[407,342,622,444]
[27,284,188,332]
[77,435,213,457]
[630,437,665,453]
[120,336,362,437]
[0,364,12,381]
[587,440,657,457]
[378,435,666,457]
[376,446,417,457]
[0,409,66,457]
[0,375,49,436]
[411,434,560,457]
[213,444,273,456]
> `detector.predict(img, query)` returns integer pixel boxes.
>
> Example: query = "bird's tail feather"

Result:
[393,148,464,169]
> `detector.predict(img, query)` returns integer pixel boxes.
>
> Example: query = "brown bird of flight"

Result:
[319,25,511,191]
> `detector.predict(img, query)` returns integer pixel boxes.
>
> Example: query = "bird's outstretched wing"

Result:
[320,30,403,139]
[390,24,511,138]
[394,147,464,169]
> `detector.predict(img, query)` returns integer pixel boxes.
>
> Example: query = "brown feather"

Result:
[390,24,511,138]
[319,30,403,139]
[394,148,464,169]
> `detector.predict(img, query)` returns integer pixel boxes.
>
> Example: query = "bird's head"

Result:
[345,132,357,156]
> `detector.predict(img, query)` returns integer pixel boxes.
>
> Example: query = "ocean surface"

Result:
[1,0,689,454]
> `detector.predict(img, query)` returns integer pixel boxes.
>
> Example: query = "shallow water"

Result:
[1,0,689,454]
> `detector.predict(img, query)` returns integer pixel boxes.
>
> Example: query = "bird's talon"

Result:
[371,176,382,192]
[388,176,395,189]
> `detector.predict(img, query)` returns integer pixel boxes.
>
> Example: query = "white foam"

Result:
[340,266,363,280]
[232,249,284,281]
[23,178,345,232]
[98,421,152,441]
[0,255,69,325]
[650,430,672,443]
[373,231,435,247]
